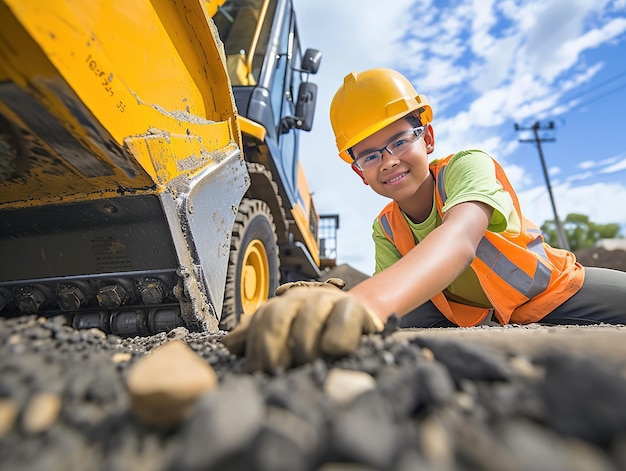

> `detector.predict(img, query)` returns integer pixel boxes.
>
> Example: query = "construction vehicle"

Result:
[0,0,338,335]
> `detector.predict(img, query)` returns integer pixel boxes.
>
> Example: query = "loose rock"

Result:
[1,316,626,471]
[323,368,376,406]
[0,398,19,437]
[22,392,62,434]
[126,339,218,428]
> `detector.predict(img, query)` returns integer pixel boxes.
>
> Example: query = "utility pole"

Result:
[514,121,570,250]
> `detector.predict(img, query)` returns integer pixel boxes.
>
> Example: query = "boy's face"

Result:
[352,118,435,204]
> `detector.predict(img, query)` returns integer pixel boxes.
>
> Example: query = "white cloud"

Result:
[501,162,534,190]
[472,36,519,92]
[578,160,596,169]
[566,171,595,183]
[562,17,626,60]
[599,156,626,174]
[559,63,604,92]
[522,1,595,80]
[611,0,626,11]
[562,155,626,182]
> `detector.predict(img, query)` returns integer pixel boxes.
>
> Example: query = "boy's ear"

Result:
[351,163,369,185]
[424,124,435,153]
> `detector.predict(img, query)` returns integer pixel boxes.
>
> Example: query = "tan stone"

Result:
[323,368,376,406]
[0,398,19,438]
[112,351,132,363]
[420,415,454,469]
[509,355,543,380]
[22,392,61,434]
[126,340,218,428]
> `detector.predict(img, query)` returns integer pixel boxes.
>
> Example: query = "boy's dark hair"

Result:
[405,108,425,128]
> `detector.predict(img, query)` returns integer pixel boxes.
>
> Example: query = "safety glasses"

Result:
[353,126,426,171]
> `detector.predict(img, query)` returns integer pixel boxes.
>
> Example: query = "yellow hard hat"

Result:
[330,68,432,163]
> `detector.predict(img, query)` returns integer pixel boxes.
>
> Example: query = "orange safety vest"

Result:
[377,154,585,326]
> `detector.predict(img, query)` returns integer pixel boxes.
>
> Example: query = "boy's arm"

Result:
[221,200,491,372]
[349,200,493,321]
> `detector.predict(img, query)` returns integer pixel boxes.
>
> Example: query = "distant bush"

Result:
[541,213,622,251]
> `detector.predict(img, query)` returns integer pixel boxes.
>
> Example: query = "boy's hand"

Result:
[221,287,384,373]
[274,277,346,296]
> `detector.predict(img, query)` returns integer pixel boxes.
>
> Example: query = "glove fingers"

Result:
[320,297,385,357]
[320,296,369,357]
[221,313,253,356]
[324,277,346,290]
[362,308,385,334]
[274,278,346,296]
[290,293,337,366]
[245,295,303,373]
[274,281,301,296]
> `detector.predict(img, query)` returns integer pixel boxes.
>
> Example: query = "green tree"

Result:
[541,213,622,251]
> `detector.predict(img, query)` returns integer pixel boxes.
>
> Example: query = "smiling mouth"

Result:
[384,171,409,184]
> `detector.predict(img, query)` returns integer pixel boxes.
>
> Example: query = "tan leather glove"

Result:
[274,277,346,296]
[221,277,346,361]
[221,287,384,373]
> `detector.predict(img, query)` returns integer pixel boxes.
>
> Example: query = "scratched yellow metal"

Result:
[290,162,321,266]
[204,0,228,18]
[0,0,240,209]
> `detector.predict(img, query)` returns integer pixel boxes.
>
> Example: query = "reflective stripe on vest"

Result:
[436,164,551,301]
[476,237,551,298]
[380,214,394,245]
[527,229,549,258]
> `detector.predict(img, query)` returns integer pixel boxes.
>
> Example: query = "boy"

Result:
[223,68,626,372]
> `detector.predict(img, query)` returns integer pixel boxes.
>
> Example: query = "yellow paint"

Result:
[0,0,241,208]
[290,162,320,266]
[125,127,236,186]
[2,0,238,142]
[239,116,267,142]
[291,204,321,267]
[240,238,270,314]
[204,0,227,17]
[245,0,271,80]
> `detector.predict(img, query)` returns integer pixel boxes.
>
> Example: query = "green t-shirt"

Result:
[372,150,521,308]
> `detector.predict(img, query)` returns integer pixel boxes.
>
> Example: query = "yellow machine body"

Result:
[0,0,337,334]
[0,0,240,207]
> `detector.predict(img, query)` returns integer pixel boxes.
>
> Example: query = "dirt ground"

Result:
[394,325,626,372]
[322,247,626,370]
[575,246,626,272]
[2,250,625,470]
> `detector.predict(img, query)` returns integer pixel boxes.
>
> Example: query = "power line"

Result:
[514,121,570,250]
[561,69,626,111]
[572,81,626,109]
[570,69,626,101]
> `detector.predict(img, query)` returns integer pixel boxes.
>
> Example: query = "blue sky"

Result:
[294,0,626,275]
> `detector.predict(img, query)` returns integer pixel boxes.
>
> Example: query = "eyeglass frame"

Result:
[351,126,427,172]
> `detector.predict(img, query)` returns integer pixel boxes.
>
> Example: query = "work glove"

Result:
[274,277,346,296]
[221,284,384,373]
[220,278,347,358]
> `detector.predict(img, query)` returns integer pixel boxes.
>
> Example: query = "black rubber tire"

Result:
[220,199,280,330]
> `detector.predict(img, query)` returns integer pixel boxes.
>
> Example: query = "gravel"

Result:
[1,314,626,471]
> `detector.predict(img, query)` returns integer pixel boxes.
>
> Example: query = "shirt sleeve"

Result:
[442,150,521,234]
[372,218,402,274]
